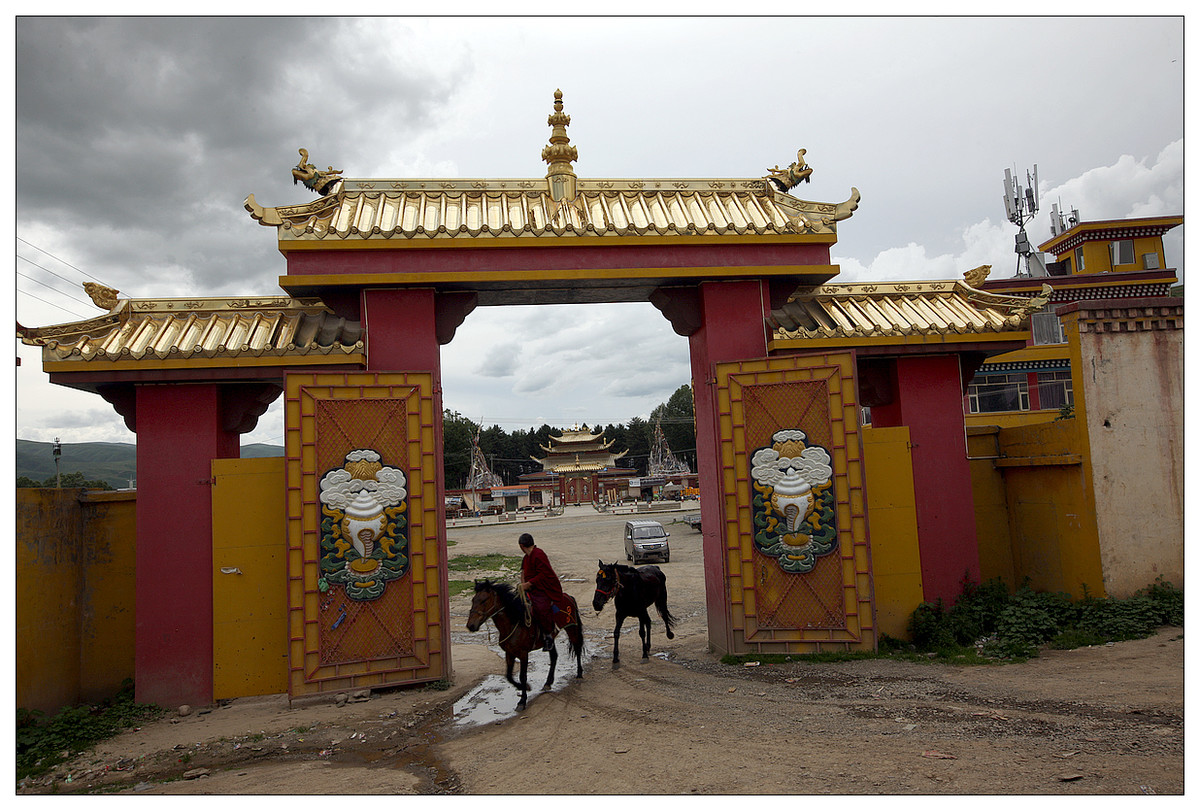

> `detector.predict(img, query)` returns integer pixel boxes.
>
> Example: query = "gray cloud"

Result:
[13,17,1183,444]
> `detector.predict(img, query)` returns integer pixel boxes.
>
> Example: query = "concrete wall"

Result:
[1062,298,1184,597]
[16,489,137,714]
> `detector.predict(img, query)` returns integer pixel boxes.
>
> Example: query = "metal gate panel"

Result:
[285,372,448,697]
[212,456,288,700]
[714,352,874,653]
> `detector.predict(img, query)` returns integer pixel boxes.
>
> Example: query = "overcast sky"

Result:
[10,15,1185,450]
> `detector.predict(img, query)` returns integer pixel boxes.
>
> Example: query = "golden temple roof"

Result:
[768,279,1044,343]
[19,296,364,368]
[245,91,859,248]
[245,179,860,246]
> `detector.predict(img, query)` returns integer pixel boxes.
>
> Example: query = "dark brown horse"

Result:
[592,561,676,664]
[465,579,584,709]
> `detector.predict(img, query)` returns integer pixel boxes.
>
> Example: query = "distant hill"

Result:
[16,440,284,489]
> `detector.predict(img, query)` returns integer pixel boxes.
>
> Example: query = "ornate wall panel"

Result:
[714,352,875,652]
[285,373,447,696]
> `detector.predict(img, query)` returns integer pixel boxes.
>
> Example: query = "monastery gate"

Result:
[22,93,1036,707]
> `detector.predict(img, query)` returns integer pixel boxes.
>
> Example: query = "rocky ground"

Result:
[19,506,1185,795]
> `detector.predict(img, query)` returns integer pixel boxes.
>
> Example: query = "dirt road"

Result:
[24,506,1184,795]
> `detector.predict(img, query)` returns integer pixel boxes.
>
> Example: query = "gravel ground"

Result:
[23,505,1184,795]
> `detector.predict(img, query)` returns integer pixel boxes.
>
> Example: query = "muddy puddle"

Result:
[446,631,609,730]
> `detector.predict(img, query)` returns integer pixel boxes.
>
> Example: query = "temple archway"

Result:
[20,92,1037,706]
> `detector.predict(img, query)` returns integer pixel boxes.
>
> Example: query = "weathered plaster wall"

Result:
[16,489,136,714]
[1062,299,1184,598]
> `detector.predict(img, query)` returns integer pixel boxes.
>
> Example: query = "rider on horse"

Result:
[518,532,570,651]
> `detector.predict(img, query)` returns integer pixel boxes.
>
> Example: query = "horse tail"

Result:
[654,574,677,639]
[567,595,585,659]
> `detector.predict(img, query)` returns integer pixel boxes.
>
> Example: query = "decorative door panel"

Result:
[714,352,874,652]
[285,372,448,697]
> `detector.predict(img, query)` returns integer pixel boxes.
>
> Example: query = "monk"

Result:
[518,532,569,651]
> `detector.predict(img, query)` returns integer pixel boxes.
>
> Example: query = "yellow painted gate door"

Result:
[284,372,450,698]
[212,456,289,699]
[714,351,876,654]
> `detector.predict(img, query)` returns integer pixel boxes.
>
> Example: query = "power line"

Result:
[16,236,108,283]
[17,253,100,296]
[16,287,92,321]
[17,270,95,309]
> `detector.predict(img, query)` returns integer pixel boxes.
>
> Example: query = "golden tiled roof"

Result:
[246,91,859,247]
[769,280,1043,341]
[245,179,861,245]
[19,296,364,366]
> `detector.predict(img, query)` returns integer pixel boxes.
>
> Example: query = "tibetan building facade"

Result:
[964,213,1182,428]
[522,427,633,505]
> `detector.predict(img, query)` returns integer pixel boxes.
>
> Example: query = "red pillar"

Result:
[688,280,770,654]
[135,384,239,707]
[870,355,980,604]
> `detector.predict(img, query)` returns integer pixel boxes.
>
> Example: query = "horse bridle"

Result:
[472,590,529,645]
[594,571,622,599]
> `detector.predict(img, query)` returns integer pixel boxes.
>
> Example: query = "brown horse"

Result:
[465,579,584,709]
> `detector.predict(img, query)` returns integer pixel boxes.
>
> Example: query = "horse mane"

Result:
[476,579,527,623]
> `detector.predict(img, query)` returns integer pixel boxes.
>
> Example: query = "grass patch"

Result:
[16,680,165,781]
[447,553,522,573]
[447,579,475,597]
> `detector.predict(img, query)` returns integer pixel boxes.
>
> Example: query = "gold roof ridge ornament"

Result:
[541,89,579,202]
[292,148,344,197]
[765,149,813,193]
[963,265,992,288]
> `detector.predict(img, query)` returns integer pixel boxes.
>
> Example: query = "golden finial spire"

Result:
[541,89,578,201]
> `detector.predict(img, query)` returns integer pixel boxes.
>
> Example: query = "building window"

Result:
[967,373,1030,414]
[1036,371,1074,411]
[1074,246,1085,272]
[1142,252,1160,270]
[1030,311,1066,345]
[1110,239,1135,266]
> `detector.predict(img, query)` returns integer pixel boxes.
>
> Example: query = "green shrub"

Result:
[16,680,164,781]
[947,576,1010,644]
[995,585,1077,648]
[1135,577,1184,626]
[902,575,1180,661]
[908,599,957,652]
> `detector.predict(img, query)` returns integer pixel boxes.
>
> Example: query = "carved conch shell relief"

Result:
[750,430,838,573]
[317,449,409,600]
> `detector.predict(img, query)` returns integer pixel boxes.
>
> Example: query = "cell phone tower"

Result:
[1003,165,1043,277]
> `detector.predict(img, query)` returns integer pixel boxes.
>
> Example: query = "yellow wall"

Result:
[1068,235,1165,274]
[965,410,1061,431]
[966,427,1016,588]
[981,420,1104,597]
[16,489,137,713]
[862,426,924,639]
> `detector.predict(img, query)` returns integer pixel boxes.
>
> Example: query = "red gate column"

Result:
[135,383,239,707]
[869,355,980,604]
[687,280,770,655]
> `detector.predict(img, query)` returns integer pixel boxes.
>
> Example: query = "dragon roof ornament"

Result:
[292,148,344,196]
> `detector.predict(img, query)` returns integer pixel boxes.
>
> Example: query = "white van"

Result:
[624,519,670,564]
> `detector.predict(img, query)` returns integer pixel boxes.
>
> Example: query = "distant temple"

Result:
[525,427,631,505]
